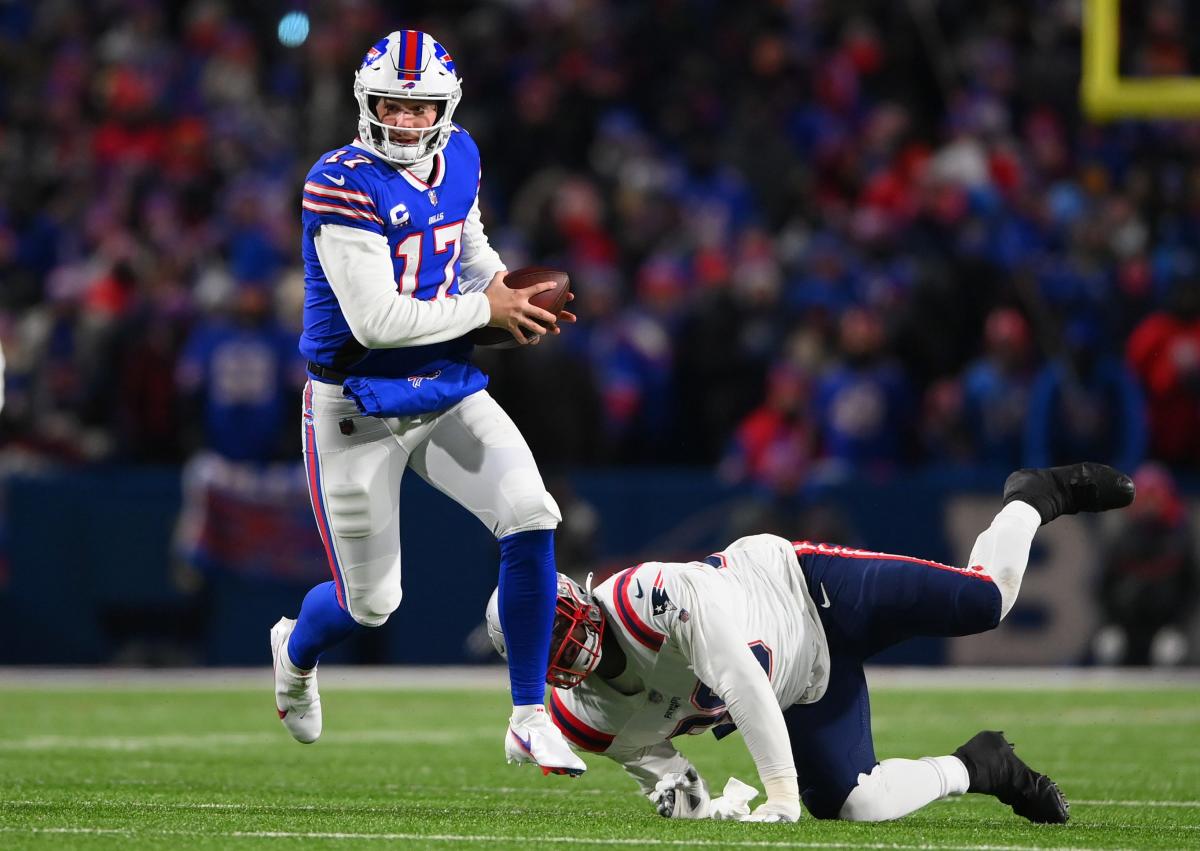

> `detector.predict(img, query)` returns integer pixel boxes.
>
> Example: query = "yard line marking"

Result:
[0,827,1120,850]
[871,707,1200,727]
[5,795,1198,812]
[0,728,492,751]
[2,665,1196,690]
[1096,797,1200,808]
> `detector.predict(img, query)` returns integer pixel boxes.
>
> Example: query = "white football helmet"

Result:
[354,30,462,167]
[485,573,605,689]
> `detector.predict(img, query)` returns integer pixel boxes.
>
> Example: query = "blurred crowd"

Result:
[3,0,1200,500]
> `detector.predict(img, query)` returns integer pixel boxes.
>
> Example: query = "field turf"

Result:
[1,671,1197,849]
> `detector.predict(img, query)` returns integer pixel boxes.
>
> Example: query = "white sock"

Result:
[511,703,545,722]
[839,755,968,821]
[922,755,971,796]
[967,500,1041,620]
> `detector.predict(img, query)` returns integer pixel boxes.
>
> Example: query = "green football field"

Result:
[1,672,1198,850]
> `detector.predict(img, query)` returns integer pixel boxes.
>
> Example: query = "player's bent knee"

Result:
[347,584,403,627]
[325,482,372,538]
[954,580,1003,634]
[495,471,561,537]
[801,788,849,821]
[837,771,895,822]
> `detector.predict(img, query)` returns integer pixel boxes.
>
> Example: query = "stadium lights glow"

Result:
[278,11,310,48]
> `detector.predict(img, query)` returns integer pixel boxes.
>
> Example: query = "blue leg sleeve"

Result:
[287,581,361,670]
[497,529,556,706]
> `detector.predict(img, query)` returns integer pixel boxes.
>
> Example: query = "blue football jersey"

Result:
[179,319,300,461]
[299,127,484,387]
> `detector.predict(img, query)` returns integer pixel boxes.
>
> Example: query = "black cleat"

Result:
[953,731,1069,824]
[1003,462,1135,526]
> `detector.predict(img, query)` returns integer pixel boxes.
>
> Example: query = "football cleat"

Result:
[504,706,587,777]
[1003,462,1135,526]
[270,617,322,744]
[953,731,1069,824]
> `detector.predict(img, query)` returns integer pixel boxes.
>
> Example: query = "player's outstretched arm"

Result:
[672,575,802,823]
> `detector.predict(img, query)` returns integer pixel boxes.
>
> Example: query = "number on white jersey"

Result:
[669,641,773,737]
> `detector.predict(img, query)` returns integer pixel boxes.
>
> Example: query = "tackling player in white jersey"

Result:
[270,29,582,776]
[487,463,1134,821]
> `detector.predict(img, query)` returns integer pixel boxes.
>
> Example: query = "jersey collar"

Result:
[351,138,445,192]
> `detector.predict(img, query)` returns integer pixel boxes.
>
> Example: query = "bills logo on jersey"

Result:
[407,369,441,388]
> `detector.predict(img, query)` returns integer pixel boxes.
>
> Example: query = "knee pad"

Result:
[325,482,372,538]
[838,769,889,822]
[344,554,403,626]
[495,469,561,537]
[347,582,402,627]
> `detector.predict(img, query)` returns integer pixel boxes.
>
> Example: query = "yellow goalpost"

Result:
[1082,0,1200,120]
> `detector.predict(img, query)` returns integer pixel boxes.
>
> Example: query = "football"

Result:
[467,266,571,348]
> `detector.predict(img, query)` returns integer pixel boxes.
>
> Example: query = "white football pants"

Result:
[302,380,561,627]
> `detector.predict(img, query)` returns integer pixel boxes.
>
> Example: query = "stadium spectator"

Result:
[0,0,1192,481]
[1126,277,1200,467]
[813,307,914,474]
[1092,463,1198,667]
[176,283,302,463]
[720,361,816,498]
[1023,318,1146,472]
[962,308,1035,469]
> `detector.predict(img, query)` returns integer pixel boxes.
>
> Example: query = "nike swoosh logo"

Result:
[324,173,346,186]
[819,582,832,609]
[510,730,533,754]
[633,579,644,598]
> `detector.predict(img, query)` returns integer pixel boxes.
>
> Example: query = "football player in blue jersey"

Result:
[270,29,584,776]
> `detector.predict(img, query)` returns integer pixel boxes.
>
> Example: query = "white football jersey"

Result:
[549,534,830,778]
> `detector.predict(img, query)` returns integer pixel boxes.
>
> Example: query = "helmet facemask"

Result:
[354,83,461,167]
[547,573,605,689]
[483,574,605,690]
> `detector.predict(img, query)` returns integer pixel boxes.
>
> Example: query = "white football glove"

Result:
[649,768,710,819]
[708,777,759,820]
[740,798,802,823]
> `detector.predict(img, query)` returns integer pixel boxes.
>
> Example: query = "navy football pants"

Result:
[783,544,1003,818]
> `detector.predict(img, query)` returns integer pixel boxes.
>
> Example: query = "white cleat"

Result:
[504,706,587,777]
[270,617,322,744]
